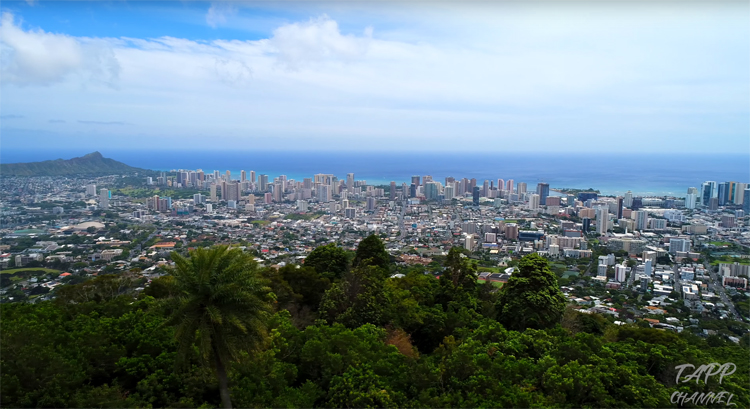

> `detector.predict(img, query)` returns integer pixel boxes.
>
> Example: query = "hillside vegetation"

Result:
[2,238,748,408]
[0,152,150,176]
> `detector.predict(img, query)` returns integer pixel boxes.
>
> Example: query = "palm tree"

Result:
[163,245,273,408]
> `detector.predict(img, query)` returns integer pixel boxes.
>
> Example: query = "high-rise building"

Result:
[506,179,514,193]
[721,215,736,228]
[317,185,331,202]
[616,197,624,219]
[582,217,591,233]
[615,264,627,282]
[411,175,420,187]
[624,191,633,208]
[225,170,231,181]
[272,183,283,202]
[685,193,697,209]
[225,182,241,202]
[99,188,110,209]
[632,210,648,230]
[701,181,717,206]
[444,185,455,201]
[240,170,247,182]
[536,183,549,206]
[718,182,729,206]
[193,193,204,205]
[669,237,690,254]
[86,184,97,196]
[528,194,540,210]
[210,184,217,202]
[733,183,747,205]
[728,181,737,203]
[644,259,653,277]
[709,197,719,211]
[250,171,256,184]
[410,183,417,198]
[596,206,608,235]
[347,173,355,194]
[259,174,269,191]
[297,200,308,212]
[482,180,489,197]
[366,197,377,211]
[516,182,526,195]
[472,186,480,206]
[497,179,505,192]
[390,181,396,200]
[744,189,750,214]
[425,182,440,200]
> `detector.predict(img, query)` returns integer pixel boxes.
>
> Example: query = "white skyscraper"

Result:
[86,184,97,196]
[528,194,540,209]
[633,210,648,230]
[99,188,110,210]
[624,191,633,208]
[615,264,627,282]
[685,193,697,209]
[596,206,609,235]
[444,185,455,201]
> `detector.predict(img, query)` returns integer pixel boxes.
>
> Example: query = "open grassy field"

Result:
[712,257,750,266]
[709,241,732,246]
[1,268,61,275]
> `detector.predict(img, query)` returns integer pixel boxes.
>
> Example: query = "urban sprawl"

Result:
[1,170,749,341]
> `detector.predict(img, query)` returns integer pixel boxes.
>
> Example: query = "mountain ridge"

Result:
[0,151,152,176]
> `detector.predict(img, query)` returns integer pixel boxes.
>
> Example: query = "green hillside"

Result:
[0,152,151,176]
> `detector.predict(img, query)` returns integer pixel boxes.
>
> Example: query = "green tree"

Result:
[495,253,567,331]
[304,243,350,281]
[319,264,391,328]
[163,246,274,408]
[352,234,390,270]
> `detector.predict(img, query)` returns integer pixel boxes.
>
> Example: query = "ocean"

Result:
[2,149,748,197]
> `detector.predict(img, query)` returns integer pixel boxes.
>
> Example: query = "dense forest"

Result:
[2,236,748,408]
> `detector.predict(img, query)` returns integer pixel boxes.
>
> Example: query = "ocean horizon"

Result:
[2,149,748,197]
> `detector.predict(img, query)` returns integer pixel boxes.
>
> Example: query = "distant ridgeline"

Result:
[0,152,152,177]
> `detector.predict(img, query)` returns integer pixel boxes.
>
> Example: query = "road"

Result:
[704,261,741,320]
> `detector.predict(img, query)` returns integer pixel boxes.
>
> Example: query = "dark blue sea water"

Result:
[2,149,748,197]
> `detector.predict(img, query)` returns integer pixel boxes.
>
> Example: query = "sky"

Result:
[1,0,748,155]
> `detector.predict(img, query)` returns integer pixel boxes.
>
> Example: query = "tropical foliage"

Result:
[2,236,749,408]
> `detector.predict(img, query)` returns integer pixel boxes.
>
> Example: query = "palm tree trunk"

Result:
[213,343,232,409]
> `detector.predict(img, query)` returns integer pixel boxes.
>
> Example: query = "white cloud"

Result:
[0,12,119,86]
[0,5,747,153]
[206,2,237,29]
[269,15,372,69]
[214,58,252,86]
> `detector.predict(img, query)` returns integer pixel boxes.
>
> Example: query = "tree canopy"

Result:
[352,234,390,270]
[495,253,567,331]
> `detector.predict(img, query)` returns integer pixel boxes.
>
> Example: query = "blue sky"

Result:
[1,1,748,154]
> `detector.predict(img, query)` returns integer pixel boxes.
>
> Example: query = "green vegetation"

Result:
[477,278,504,288]
[2,240,749,408]
[1,267,61,275]
[712,256,750,265]
[164,246,273,408]
[284,212,324,221]
[709,241,732,246]
[0,151,150,176]
[250,220,270,226]
[114,187,202,199]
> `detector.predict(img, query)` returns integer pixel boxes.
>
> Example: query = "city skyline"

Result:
[1,1,748,153]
